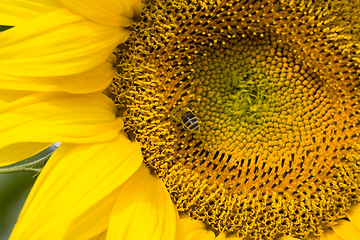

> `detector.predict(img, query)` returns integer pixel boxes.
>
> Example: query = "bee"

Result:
[170,101,200,133]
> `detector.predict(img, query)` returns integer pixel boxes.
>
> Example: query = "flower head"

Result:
[2,0,360,240]
[111,0,360,239]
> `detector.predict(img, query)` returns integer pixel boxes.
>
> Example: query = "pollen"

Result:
[110,0,360,239]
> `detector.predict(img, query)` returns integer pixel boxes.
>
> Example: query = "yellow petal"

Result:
[215,233,227,240]
[59,0,141,27]
[0,8,128,77]
[0,142,51,167]
[277,236,302,240]
[215,233,243,240]
[0,90,33,107]
[347,203,360,232]
[0,54,117,93]
[219,236,243,240]
[331,219,360,240]
[0,0,62,26]
[0,90,49,166]
[10,132,142,240]
[63,190,118,240]
[107,163,176,240]
[0,91,123,153]
[176,215,216,240]
[320,228,343,240]
[216,233,244,240]
[89,231,107,240]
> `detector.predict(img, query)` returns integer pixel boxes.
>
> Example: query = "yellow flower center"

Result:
[110,0,360,238]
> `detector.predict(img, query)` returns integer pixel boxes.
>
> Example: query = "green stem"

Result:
[0,154,51,174]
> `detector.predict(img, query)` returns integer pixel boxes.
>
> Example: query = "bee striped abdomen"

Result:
[182,111,199,131]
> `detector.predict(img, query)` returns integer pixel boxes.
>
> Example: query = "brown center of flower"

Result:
[110,0,360,239]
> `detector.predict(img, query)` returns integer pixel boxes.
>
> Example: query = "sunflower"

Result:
[2,0,360,239]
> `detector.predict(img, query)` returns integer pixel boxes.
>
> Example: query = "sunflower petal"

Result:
[10,132,142,240]
[107,164,176,240]
[346,203,360,232]
[320,228,343,240]
[59,0,141,27]
[218,235,243,240]
[331,219,360,240]
[215,234,243,240]
[0,8,128,77]
[0,142,51,167]
[0,91,123,154]
[277,236,301,240]
[176,215,215,240]
[215,233,226,240]
[89,231,107,240]
[63,190,118,240]
[0,0,62,26]
[0,54,117,93]
[0,90,33,107]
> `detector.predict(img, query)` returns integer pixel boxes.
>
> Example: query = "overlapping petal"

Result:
[347,203,360,231]
[63,191,118,240]
[0,0,62,26]
[219,236,242,240]
[0,142,52,167]
[0,90,123,166]
[320,228,343,240]
[89,231,107,240]
[0,89,33,106]
[0,90,48,165]
[107,163,176,240]
[59,0,142,27]
[277,236,301,240]
[331,220,360,240]
[0,8,128,78]
[0,54,117,93]
[176,215,216,240]
[10,132,143,240]
[215,234,244,240]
